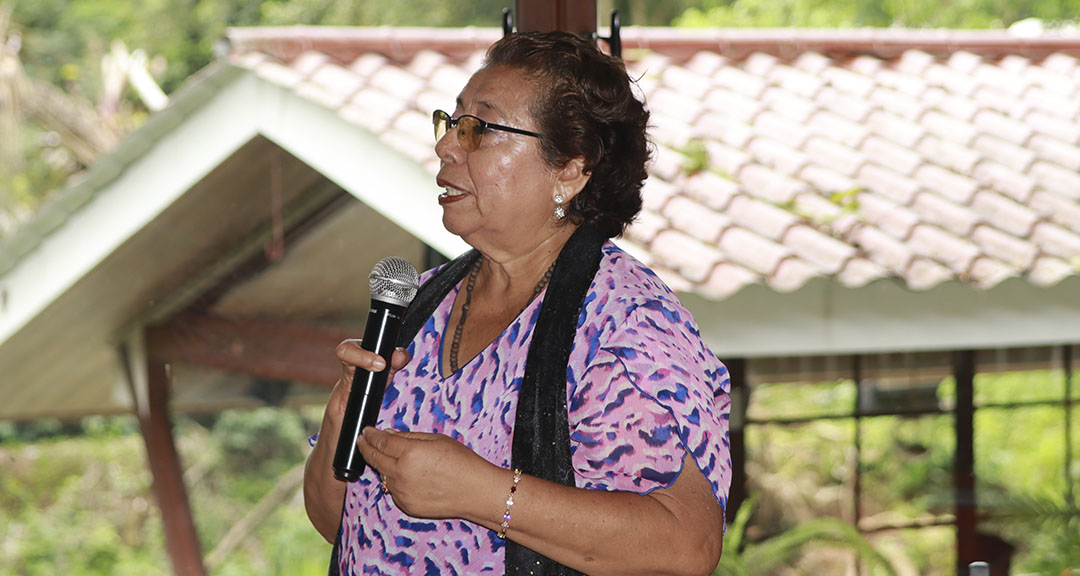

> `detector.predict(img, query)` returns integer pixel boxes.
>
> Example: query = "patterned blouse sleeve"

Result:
[568,298,732,514]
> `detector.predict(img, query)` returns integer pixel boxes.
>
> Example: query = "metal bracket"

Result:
[501,7,622,60]
[595,10,622,59]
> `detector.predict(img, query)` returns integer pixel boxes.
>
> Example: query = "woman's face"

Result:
[435,65,565,255]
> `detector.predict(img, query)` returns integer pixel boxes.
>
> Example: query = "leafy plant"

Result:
[981,492,1080,576]
[713,497,899,576]
[678,139,710,175]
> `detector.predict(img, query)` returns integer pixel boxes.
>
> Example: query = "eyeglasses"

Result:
[433,109,542,152]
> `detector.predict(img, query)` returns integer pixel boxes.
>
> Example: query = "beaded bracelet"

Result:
[497,468,522,539]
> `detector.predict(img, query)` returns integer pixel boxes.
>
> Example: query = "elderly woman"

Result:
[304,31,730,576]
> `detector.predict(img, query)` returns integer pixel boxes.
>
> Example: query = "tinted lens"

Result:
[456,116,482,152]
[433,110,449,142]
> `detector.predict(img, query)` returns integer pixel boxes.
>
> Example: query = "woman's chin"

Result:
[441,212,479,240]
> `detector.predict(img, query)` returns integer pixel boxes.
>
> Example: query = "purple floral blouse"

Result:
[335,241,731,575]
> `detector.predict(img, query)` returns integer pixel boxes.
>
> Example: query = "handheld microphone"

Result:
[333,257,419,482]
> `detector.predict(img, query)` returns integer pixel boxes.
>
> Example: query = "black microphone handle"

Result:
[332,297,408,482]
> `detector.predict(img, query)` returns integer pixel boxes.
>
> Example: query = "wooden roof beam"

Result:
[515,0,597,36]
[146,314,350,387]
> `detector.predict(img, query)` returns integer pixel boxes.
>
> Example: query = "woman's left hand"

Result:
[358,427,500,520]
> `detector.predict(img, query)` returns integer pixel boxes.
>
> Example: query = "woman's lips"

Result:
[438,186,470,205]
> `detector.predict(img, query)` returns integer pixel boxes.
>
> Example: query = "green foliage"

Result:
[828,187,860,213]
[975,368,1066,405]
[977,406,1067,500]
[745,368,1079,574]
[2,0,515,238]
[713,498,898,576]
[0,408,327,575]
[985,494,1080,576]
[601,0,705,26]
[0,433,164,575]
[677,0,863,28]
[259,0,508,27]
[679,138,711,174]
[746,517,896,575]
[203,408,307,509]
[1,372,1076,575]
[963,471,1080,574]
[211,407,305,474]
[861,415,955,516]
[748,378,856,420]
[211,504,331,576]
[13,0,510,96]
[674,0,1080,28]
[974,402,1079,574]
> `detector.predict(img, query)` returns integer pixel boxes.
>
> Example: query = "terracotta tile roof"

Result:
[226,26,1080,297]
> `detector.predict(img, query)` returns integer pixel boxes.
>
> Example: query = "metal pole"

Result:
[726,357,748,527]
[853,354,863,575]
[1065,345,1074,508]
[954,350,977,575]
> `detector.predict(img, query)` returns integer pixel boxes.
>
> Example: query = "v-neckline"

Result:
[437,280,545,380]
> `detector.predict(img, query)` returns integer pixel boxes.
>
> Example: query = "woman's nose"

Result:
[435,129,463,164]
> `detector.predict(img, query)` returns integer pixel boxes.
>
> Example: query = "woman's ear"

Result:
[555,157,590,204]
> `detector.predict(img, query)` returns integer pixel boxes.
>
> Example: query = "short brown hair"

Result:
[484,31,651,238]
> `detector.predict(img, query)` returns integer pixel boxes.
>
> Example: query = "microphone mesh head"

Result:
[369,257,420,305]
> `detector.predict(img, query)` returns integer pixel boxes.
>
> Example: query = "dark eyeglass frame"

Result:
[433,109,542,152]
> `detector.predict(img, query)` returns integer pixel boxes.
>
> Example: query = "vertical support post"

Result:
[124,335,206,576]
[726,357,747,526]
[954,350,977,575]
[144,359,207,576]
[851,355,864,576]
[1065,345,1074,508]
[515,0,597,36]
[853,355,863,530]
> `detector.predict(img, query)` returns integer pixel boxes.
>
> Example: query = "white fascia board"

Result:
[250,82,470,260]
[0,70,262,346]
[683,276,1080,358]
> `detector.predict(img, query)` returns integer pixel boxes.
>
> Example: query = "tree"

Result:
[0,0,514,240]
[674,0,1080,28]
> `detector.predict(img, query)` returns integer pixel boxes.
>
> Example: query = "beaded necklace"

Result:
[449,258,556,373]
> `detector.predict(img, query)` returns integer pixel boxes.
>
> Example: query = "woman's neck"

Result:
[444,224,578,376]
[474,224,577,300]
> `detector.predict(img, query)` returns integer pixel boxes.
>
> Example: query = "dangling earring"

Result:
[553,194,566,220]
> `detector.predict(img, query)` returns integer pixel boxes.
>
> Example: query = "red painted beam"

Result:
[146,314,351,387]
[516,0,597,36]
[139,359,206,576]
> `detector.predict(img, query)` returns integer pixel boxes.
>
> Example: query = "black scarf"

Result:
[330,225,606,575]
